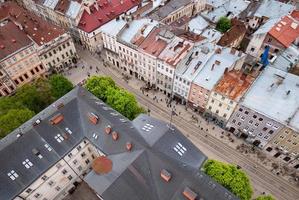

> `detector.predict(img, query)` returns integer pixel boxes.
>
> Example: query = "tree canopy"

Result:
[203,159,253,200]
[0,75,73,138]
[49,74,73,99]
[85,76,116,101]
[85,76,144,120]
[256,195,275,200]
[216,17,231,33]
[0,109,35,138]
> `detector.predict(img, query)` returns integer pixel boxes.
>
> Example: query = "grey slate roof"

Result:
[0,86,239,200]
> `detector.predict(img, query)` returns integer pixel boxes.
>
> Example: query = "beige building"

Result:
[149,0,206,25]
[205,69,255,127]
[0,21,46,96]
[265,128,299,164]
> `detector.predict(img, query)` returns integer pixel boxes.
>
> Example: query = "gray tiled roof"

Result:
[0,87,239,200]
[148,0,192,21]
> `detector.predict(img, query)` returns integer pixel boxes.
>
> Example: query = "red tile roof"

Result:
[0,2,65,46]
[78,0,141,33]
[269,14,299,48]
[0,21,32,60]
[138,28,168,57]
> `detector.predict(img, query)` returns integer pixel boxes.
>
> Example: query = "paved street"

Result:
[66,46,299,200]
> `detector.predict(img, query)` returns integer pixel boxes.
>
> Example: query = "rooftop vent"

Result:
[88,112,99,125]
[182,187,197,200]
[92,156,113,174]
[126,142,132,151]
[50,113,64,125]
[32,148,43,159]
[112,131,119,140]
[160,169,172,182]
[105,125,112,134]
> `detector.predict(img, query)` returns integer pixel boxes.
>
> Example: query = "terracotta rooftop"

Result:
[54,0,71,14]
[0,20,32,60]
[217,19,246,47]
[214,69,255,101]
[78,0,141,33]
[139,28,168,57]
[268,13,299,48]
[0,2,65,46]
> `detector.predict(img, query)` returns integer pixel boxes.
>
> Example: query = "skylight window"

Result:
[65,127,72,134]
[7,170,19,180]
[44,143,52,151]
[92,133,98,140]
[173,142,187,156]
[55,134,64,143]
[142,123,154,132]
[23,159,33,169]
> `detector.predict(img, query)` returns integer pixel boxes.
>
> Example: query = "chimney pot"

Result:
[112,131,119,140]
[50,113,64,125]
[182,187,197,200]
[105,125,112,134]
[160,169,172,182]
[126,142,132,151]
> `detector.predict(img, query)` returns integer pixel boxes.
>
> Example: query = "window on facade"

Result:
[78,166,82,171]
[34,193,41,198]
[68,175,73,180]
[269,130,274,134]
[81,152,86,158]
[262,127,268,131]
[62,169,67,175]
[26,188,32,193]
[208,106,212,110]
[215,110,219,114]
[55,186,61,191]
[58,46,62,51]
[85,159,90,164]
[255,123,259,127]
[44,54,48,59]
[49,52,52,57]
[244,111,249,115]
[237,122,241,126]
[258,118,263,121]
[253,115,257,119]
[48,180,54,186]
[223,113,227,118]
[219,103,222,107]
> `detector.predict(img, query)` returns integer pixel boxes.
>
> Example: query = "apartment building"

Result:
[226,66,299,149]
[148,0,206,25]
[0,2,78,75]
[205,69,255,127]
[77,0,141,52]
[17,0,84,40]
[185,47,245,111]
[156,31,193,96]
[0,21,46,96]
[0,86,239,200]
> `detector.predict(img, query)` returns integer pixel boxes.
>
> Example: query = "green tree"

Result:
[203,160,253,200]
[35,78,55,106]
[216,17,231,33]
[0,109,35,138]
[0,97,24,115]
[49,74,73,99]
[85,76,116,101]
[14,84,47,113]
[106,87,144,120]
[256,195,275,200]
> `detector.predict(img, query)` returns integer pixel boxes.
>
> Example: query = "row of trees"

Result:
[0,75,73,138]
[85,76,145,120]
[203,160,275,200]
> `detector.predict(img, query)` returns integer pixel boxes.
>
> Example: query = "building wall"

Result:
[0,68,15,97]
[188,83,210,111]
[78,28,103,52]
[173,75,191,102]
[39,35,78,73]
[162,4,195,24]
[262,34,286,54]
[226,105,284,149]
[266,127,299,159]
[0,44,46,96]
[246,33,267,57]
[156,60,175,95]
[17,139,100,200]
[205,91,237,124]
